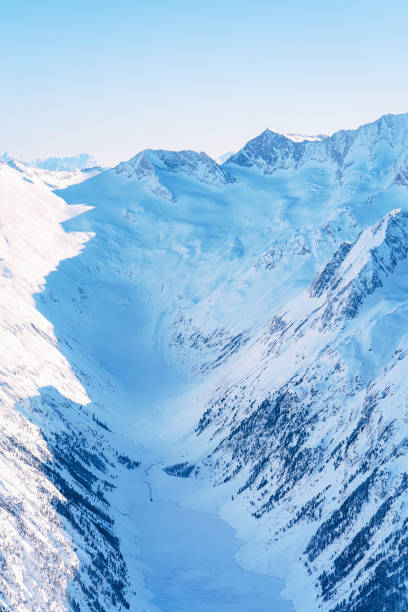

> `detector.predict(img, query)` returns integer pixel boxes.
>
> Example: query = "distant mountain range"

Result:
[0,152,100,171]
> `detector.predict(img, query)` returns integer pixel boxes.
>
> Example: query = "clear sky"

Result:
[1,0,407,165]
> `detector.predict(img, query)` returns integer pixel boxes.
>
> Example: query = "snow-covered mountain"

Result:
[2,112,408,611]
[113,148,236,201]
[226,113,408,177]
[0,153,103,189]
[28,153,99,172]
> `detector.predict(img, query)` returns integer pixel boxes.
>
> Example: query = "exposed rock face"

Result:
[114,148,236,201]
[226,113,408,179]
[311,210,408,321]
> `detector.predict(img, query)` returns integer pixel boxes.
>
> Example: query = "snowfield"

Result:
[2,112,408,611]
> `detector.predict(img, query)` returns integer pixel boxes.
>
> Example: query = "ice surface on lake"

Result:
[132,499,293,612]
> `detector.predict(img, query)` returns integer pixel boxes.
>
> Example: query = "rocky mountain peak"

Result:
[113,148,236,201]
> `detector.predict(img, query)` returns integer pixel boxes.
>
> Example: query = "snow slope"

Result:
[2,112,408,611]
[0,164,91,610]
[0,155,102,189]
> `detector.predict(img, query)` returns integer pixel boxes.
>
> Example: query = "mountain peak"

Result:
[114,151,175,201]
[0,152,14,163]
[225,129,298,171]
[225,112,408,176]
[113,148,236,201]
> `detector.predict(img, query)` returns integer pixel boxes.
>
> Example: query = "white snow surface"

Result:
[282,133,327,142]
[0,156,102,189]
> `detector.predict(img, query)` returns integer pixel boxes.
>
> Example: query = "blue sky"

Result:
[1,0,407,165]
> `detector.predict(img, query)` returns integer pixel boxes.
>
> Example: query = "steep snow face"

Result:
[190,209,408,612]
[310,209,408,321]
[0,165,90,609]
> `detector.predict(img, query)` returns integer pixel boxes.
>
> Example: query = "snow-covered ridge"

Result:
[113,148,236,201]
[0,154,102,189]
[310,209,408,321]
[226,113,408,176]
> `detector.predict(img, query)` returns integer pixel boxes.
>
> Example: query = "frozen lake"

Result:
[129,495,294,612]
